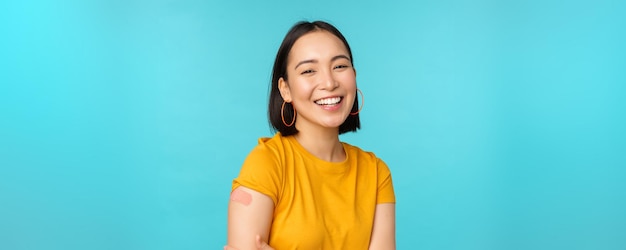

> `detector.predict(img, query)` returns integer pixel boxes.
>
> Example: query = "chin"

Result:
[321,120,347,129]
[318,114,350,128]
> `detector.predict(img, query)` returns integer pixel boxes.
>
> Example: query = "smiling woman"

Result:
[226,21,396,250]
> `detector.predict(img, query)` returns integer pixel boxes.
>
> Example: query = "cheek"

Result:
[338,72,357,88]
[289,80,315,98]
[337,69,356,80]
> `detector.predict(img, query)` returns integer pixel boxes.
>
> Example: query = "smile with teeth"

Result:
[314,97,342,105]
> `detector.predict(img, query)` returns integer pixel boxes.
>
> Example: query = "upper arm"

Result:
[227,186,274,250]
[369,203,396,250]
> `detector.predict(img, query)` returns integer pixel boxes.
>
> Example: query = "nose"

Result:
[320,69,338,90]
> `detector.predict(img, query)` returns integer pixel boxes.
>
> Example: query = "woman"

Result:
[227,21,396,250]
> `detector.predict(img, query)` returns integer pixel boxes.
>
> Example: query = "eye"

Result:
[334,65,349,70]
[301,69,315,75]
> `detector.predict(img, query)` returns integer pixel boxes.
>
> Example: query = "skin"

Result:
[227,186,274,250]
[227,30,396,250]
[279,30,356,163]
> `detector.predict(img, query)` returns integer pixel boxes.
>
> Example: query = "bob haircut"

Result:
[268,21,361,136]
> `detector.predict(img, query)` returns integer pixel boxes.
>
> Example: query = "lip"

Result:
[314,95,343,103]
[314,96,344,111]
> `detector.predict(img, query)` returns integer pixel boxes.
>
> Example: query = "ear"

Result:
[278,77,292,102]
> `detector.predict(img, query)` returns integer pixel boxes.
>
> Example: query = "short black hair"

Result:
[268,20,361,136]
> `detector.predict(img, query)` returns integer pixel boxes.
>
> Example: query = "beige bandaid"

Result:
[230,188,252,206]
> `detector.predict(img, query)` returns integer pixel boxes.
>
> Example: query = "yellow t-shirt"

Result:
[232,133,395,249]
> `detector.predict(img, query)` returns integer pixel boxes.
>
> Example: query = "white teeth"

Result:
[315,97,341,105]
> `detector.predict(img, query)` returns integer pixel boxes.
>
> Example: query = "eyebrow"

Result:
[294,55,351,70]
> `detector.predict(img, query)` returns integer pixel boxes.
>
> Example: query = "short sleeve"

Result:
[232,143,283,205]
[376,159,396,204]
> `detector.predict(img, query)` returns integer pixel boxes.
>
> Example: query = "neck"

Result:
[293,126,345,162]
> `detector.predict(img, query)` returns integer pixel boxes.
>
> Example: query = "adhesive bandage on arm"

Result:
[230,188,253,206]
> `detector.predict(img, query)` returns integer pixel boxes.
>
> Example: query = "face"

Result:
[278,30,357,132]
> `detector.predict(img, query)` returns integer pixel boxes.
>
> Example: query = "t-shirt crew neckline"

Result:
[284,134,351,174]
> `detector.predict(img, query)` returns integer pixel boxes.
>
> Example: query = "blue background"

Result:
[1,0,625,249]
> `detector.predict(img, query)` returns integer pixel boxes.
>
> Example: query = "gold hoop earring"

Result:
[350,89,364,115]
[281,101,296,127]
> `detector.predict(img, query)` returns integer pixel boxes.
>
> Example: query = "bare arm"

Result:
[369,203,396,250]
[227,186,275,250]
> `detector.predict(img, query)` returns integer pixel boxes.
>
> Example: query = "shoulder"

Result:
[241,133,293,173]
[343,142,385,164]
[247,133,289,160]
[343,142,392,173]
[235,133,290,202]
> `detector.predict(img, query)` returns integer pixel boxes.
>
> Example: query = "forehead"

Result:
[287,30,349,63]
